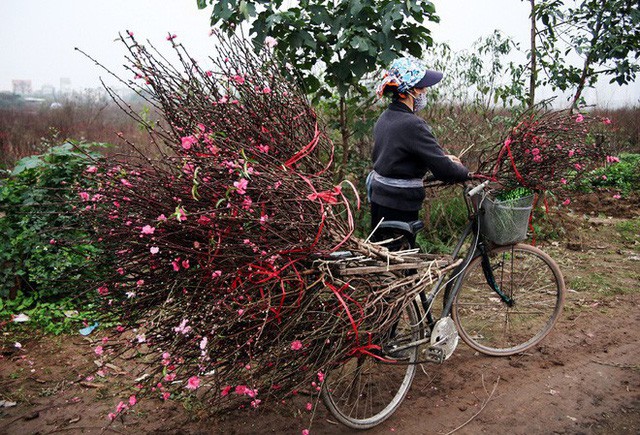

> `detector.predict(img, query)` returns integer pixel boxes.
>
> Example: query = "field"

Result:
[1,194,638,434]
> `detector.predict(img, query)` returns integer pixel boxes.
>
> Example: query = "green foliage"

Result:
[200,0,439,97]
[0,142,109,301]
[496,187,534,202]
[0,291,98,335]
[534,0,640,106]
[580,153,640,195]
[616,217,640,248]
[418,192,469,254]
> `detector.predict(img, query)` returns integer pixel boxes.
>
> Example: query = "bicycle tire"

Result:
[321,300,422,429]
[452,243,565,356]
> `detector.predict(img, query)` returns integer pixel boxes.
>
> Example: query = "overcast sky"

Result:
[1,0,638,107]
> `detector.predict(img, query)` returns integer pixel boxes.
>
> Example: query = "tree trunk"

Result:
[338,96,350,181]
[529,0,537,108]
[571,0,606,111]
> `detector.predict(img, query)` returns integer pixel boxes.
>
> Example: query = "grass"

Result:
[616,217,640,249]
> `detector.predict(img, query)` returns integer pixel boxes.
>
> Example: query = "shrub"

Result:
[0,142,109,303]
[580,153,640,195]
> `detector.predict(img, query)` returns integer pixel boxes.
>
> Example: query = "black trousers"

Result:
[370,202,420,249]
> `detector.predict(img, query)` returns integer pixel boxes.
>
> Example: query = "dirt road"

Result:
[1,213,639,434]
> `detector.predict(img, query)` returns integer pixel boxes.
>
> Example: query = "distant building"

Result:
[40,84,55,97]
[12,80,32,95]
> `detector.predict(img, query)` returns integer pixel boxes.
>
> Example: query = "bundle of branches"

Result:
[77,32,452,415]
[481,110,614,195]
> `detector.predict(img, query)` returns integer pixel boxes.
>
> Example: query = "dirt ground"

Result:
[1,201,639,435]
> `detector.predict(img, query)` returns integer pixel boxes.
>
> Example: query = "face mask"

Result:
[411,91,427,112]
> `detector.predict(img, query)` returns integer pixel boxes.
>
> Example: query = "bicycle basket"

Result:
[480,195,534,245]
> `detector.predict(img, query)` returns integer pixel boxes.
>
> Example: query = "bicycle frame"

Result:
[419,182,513,331]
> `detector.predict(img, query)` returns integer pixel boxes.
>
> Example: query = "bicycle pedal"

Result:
[423,346,445,364]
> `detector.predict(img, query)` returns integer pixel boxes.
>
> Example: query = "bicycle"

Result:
[320,180,566,429]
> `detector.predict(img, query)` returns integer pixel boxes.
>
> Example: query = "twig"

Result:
[443,376,500,435]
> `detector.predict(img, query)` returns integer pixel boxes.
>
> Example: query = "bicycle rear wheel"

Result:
[452,243,565,356]
[321,301,422,429]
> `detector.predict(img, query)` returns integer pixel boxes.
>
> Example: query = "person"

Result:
[368,56,472,247]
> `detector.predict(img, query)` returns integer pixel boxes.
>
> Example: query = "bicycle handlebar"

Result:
[466,180,490,198]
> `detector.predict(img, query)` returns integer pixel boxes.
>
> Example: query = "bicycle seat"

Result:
[377,220,425,236]
[373,220,424,251]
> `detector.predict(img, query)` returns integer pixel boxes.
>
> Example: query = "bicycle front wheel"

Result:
[321,301,422,429]
[452,244,565,356]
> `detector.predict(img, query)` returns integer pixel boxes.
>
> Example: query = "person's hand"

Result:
[446,154,462,164]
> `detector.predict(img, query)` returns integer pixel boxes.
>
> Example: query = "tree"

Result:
[197,0,440,178]
[534,0,640,109]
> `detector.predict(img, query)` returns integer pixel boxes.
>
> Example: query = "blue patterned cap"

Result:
[377,56,443,96]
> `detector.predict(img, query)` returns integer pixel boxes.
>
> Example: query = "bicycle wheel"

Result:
[321,301,422,429]
[452,243,565,356]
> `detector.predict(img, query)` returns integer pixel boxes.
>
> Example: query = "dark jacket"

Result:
[371,101,470,211]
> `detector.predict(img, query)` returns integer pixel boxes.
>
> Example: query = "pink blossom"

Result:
[157,214,167,222]
[504,137,512,147]
[162,392,170,400]
[129,395,137,406]
[95,346,104,356]
[221,385,232,396]
[116,325,125,332]
[251,399,262,408]
[167,34,177,41]
[98,286,109,296]
[136,279,144,287]
[212,270,222,278]
[172,258,181,271]
[232,75,245,84]
[238,309,244,316]
[260,214,269,224]
[562,199,571,206]
[317,371,325,383]
[117,267,125,275]
[141,225,155,235]
[200,337,208,350]
[175,207,187,221]
[601,175,607,181]
[560,178,567,185]
[306,402,312,411]
[181,135,197,150]
[181,259,190,269]
[108,413,117,421]
[574,163,583,170]
[613,194,621,199]
[86,165,97,173]
[531,148,540,156]
[606,155,620,163]
[234,178,249,195]
[162,352,171,359]
[49,239,56,245]
[291,340,303,351]
[174,319,191,335]
[603,117,612,125]
[185,376,200,390]
[262,87,271,94]
[197,215,212,225]
[533,155,543,163]
[120,178,133,188]
[302,430,310,435]
[258,144,269,153]
[136,334,146,343]
[150,246,159,254]
[164,373,177,382]
[205,70,213,77]
[264,36,278,48]
[79,191,90,201]
[568,149,575,157]
[575,114,584,123]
